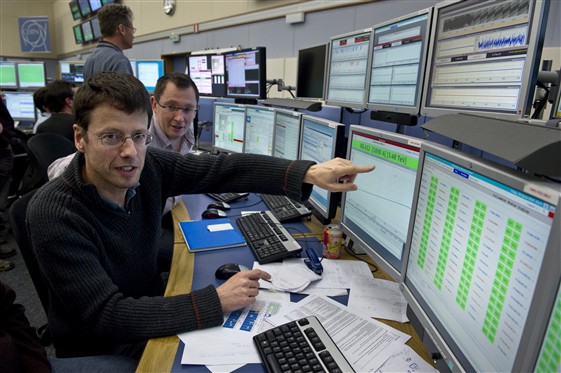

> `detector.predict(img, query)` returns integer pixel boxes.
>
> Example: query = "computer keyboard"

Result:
[206,192,249,203]
[261,194,311,222]
[235,211,302,264]
[254,316,355,373]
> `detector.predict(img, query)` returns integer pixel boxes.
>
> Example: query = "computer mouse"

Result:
[201,208,227,219]
[207,201,231,210]
[215,263,249,280]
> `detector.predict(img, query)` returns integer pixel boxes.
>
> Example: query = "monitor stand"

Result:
[370,110,418,126]
[234,98,258,105]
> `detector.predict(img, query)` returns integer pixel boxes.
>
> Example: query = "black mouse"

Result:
[201,208,227,219]
[215,263,249,280]
[207,201,231,210]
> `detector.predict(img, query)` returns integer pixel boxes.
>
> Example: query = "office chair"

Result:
[9,189,52,346]
[26,133,76,182]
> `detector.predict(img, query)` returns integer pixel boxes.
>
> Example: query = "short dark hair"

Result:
[44,80,75,113]
[153,72,200,104]
[98,3,133,38]
[33,87,48,114]
[74,72,152,131]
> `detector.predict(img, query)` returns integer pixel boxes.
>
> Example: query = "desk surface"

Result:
[136,194,433,373]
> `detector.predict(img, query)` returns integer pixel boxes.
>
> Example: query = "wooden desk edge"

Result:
[136,201,193,373]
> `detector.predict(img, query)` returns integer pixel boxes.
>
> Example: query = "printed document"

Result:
[348,276,409,322]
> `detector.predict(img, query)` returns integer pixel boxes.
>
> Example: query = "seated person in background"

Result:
[32,87,50,134]
[36,80,77,142]
[27,72,374,359]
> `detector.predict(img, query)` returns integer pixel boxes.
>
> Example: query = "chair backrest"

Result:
[26,133,76,182]
[8,190,50,313]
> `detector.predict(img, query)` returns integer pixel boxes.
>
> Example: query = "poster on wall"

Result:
[18,17,51,53]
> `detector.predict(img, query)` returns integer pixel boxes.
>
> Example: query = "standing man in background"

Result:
[83,3,135,81]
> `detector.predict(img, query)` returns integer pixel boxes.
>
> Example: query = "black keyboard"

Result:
[254,316,355,373]
[236,211,301,264]
[261,194,312,222]
[206,192,249,203]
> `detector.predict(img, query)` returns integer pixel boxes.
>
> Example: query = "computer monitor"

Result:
[224,47,267,101]
[325,28,372,109]
[273,109,302,160]
[89,0,102,12]
[77,0,92,17]
[401,141,561,372]
[243,105,275,156]
[187,54,226,97]
[73,24,84,44]
[367,8,433,115]
[59,61,85,84]
[90,17,101,40]
[16,62,46,89]
[421,0,550,119]
[69,0,82,20]
[129,59,137,78]
[340,125,423,280]
[101,0,114,4]
[81,20,94,43]
[299,115,346,222]
[532,279,561,372]
[212,102,246,153]
[136,60,164,93]
[0,62,18,89]
[3,91,36,122]
[551,74,561,120]
[296,43,328,100]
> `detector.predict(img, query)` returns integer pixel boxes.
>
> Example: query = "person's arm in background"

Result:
[0,280,51,373]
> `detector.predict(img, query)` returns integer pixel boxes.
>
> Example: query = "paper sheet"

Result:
[376,345,439,373]
[348,276,409,322]
[267,294,410,372]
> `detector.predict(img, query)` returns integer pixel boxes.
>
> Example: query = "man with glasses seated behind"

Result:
[83,3,135,81]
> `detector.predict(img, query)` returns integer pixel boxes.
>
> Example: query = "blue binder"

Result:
[179,219,246,252]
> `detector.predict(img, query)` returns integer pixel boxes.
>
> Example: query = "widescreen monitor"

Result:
[367,8,433,115]
[299,115,346,222]
[90,17,101,40]
[59,61,85,84]
[69,0,82,20]
[401,141,561,372]
[73,24,84,44]
[273,109,302,160]
[243,106,275,156]
[212,102,246,153]
[0,62,18,89]
[325,28,372,109]
[340,125,423,280]
[187,54,226,97]
[224,47,267,100]
[421,0,550,119]
[89,0,102,12]
[81,20,94,43]
[4,91,36,122]
[296,43,328,100]
[77,0,92,17]
[16,62,46,89]
[129,59,137,77]
[136,60,164,92]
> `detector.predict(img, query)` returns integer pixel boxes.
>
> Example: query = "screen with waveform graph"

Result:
[367,8,433,115]
[340,125,424,280]
[325,28,372,109]
[421,0,550,119]
[401,141,561,372]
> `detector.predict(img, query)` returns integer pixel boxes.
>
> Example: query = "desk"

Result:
[137,194,432,372]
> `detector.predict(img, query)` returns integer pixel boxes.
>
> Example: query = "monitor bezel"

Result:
[0,62,18,89]
[88,0,103,13]
[324,28,372,109]
[420,0,550,120]
[77,0,92,18]
[73,24,84,44]
[81,20,94,43]
[90,16,101,41]
[340,125,423,280]
[16,62,46,89]
[550,71,561,120]
[296,42,329,100]
[69,0,82,20]
[243,105,276,156]
[299,115,346,221]
[224,47,267,100]
[212,102,247,154]
[400,141,561,372]
[59,60,85,84]
[273,109,303,160]
[135,60,164,93]
[366,8,434,116]
[3,91,37,122]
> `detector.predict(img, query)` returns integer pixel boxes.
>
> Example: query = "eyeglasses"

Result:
[96,132,153,147]
[156,102,199,116]
[123,24,137,34]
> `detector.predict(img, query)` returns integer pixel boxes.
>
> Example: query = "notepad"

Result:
[179,218,246,252]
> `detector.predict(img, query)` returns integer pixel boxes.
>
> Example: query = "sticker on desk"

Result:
[207,223,234,232]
